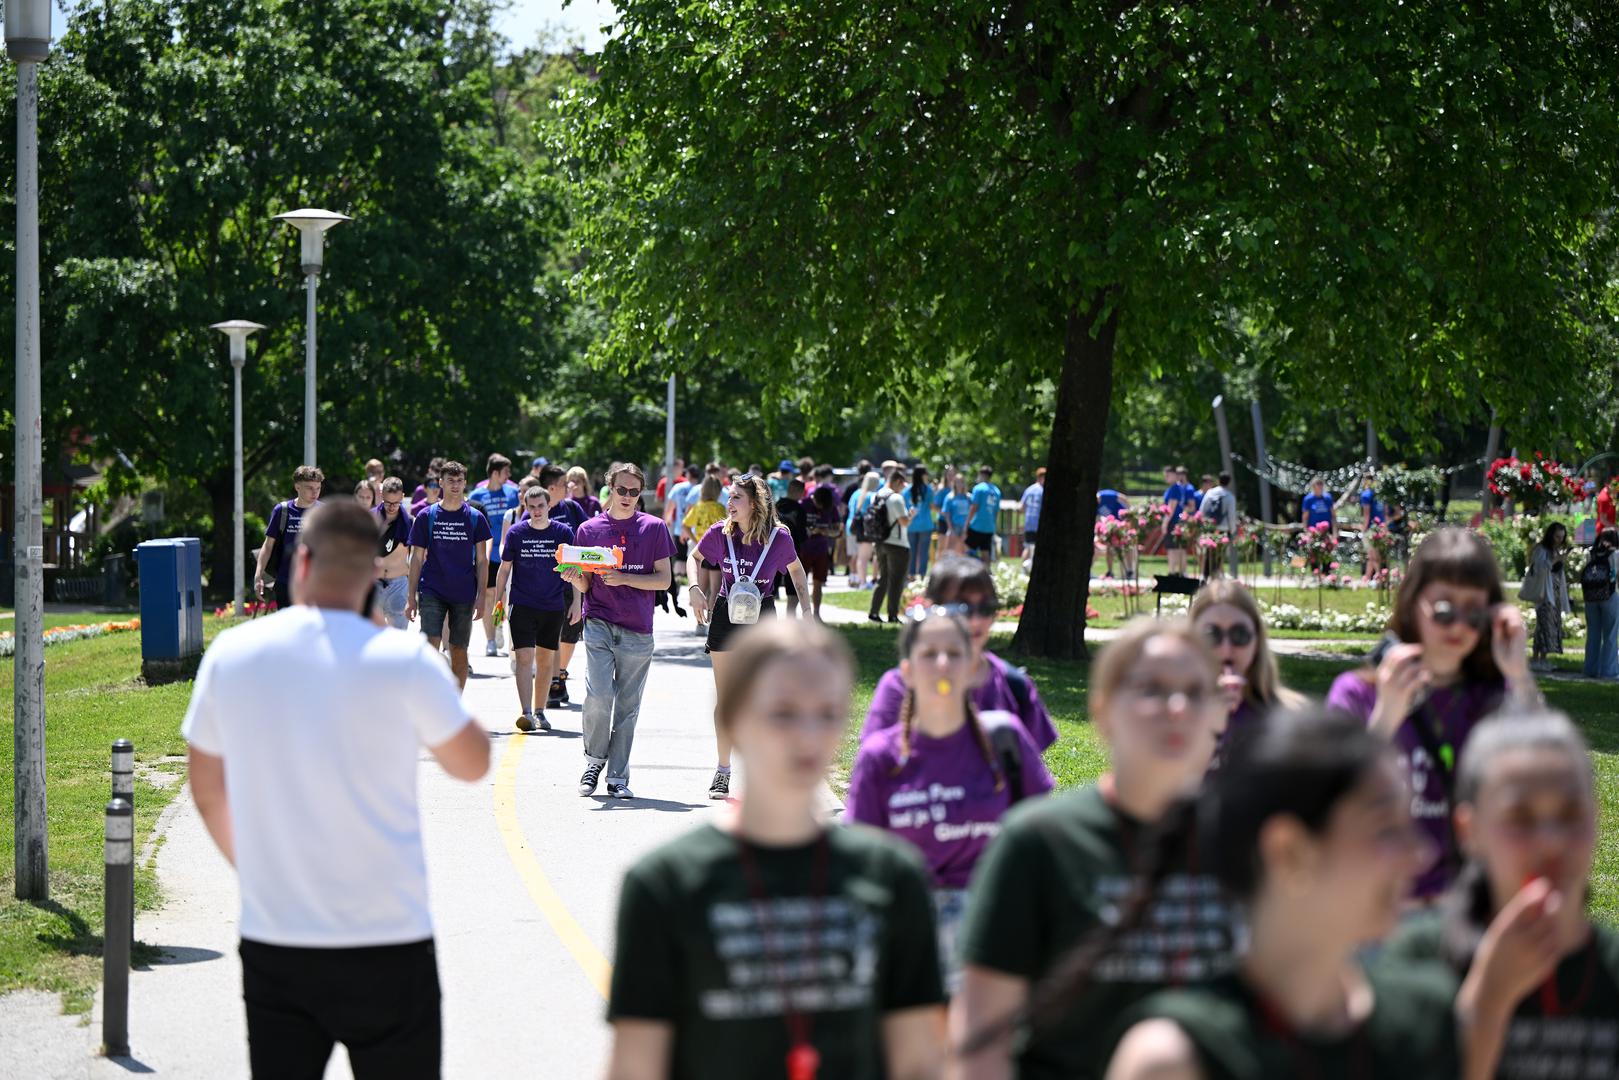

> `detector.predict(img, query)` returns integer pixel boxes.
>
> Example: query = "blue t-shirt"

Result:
[499,517,575,611]
[265,499,318,586]
[407,503,492,605]
[942,492,973,531]
[1097,489,1125,518]
[666,480,693,536]
[1360,488,1385,524]
[969,482,1001,533]
[468,481,520,561]
[905,484,936,532]
[1021,483,1044,532]
[1301,492,1335,528]
[1164,483,1196,523]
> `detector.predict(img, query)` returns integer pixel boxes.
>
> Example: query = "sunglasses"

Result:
[1201,623,1255,648]
[613,485,643,499]
[907,600,999,621]
[1423,599,1492,632]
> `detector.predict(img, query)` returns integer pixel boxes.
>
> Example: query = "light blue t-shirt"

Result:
[969,482,1001,534]
[905,484,936,532]
[1020,483,1044,532]
[666,480,696,537]
[943,492,972,531]
[467,481,520,562]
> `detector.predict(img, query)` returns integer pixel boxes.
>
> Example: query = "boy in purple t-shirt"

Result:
[406,461,491,690]
[255,465,324,610]
[560,463,675,801]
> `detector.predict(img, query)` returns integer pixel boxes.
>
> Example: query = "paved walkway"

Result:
[1,607,768,1078]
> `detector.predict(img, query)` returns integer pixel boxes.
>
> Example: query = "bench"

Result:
[1152,573,1201,617]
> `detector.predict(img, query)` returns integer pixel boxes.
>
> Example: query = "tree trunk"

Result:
[206,472,235,603]
[1011,295,1118,660]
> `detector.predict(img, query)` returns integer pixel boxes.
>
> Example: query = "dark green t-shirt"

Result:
[958,785,1240,1080]
[1120,965,1460,1079]
[1385,914,1619,1078]
[607,823,945,1080]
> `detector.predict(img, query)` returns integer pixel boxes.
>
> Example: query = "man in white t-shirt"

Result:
[867,467,914,624]
[183,500,490,1079]
[1198,470,1239,579]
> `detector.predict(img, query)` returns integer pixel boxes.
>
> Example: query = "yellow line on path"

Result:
[492,733,613,999]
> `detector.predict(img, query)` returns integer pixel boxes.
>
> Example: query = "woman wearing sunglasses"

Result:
[862,557,1059,751]
[1187,580,1303,771]
[1327,527,1540,903]
[844,607,1054,993]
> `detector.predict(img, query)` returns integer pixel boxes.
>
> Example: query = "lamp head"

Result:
[272,208,351,274]
[5,0,51,62]
[210,320,266,366]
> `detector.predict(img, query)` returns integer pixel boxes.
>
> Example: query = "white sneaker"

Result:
[485,640,500,658]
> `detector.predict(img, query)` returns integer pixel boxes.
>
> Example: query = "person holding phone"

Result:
[1326,527,1541,903]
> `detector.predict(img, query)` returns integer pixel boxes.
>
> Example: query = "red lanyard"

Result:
[1254,986,1369,1080]
[735,831,831,1080]
[1539,933,1598,1017]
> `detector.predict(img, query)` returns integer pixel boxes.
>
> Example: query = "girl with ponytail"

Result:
[952,619,1237,1080]
[844,606,1055,992]
[1104,708,1457,1080]
[1381,711,1617,1079]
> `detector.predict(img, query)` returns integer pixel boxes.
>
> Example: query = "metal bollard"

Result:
[111,740,135,943]
[103,797,133,1058]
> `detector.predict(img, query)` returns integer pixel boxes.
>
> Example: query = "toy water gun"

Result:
[556,544,625,575]
[492,599,506,631]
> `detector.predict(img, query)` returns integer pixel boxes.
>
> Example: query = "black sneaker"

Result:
[578,762,604,796]
[556,671,571,706]
[605,781,633,799]
[548,676,564,708]
[532,710,552,732]
[886,615,902,624]
[707,770,731,801]
[867,613,883,623]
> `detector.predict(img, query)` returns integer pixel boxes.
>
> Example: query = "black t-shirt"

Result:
[608,823,945,1080]
[958,785,1241,1080]
[1118,965,1459,1079]
[776,497,809,553]
[1384,914,1619,1078]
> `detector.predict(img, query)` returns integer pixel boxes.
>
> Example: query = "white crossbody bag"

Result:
[724,528,777,625]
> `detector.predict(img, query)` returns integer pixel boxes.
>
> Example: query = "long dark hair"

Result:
[909,465,929,506]
[1390,527,1506,684]
[1537,522,1568,553]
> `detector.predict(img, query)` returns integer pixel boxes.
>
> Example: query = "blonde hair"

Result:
[716,620,854,733]
[860,473,882,493]
[1187,580,1305,710]
[566,465,591,493]
[699,475,723,502]
[724,474,782,546]
[1088,617,1217,723]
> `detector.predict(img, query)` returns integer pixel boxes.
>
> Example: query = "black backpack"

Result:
[1581,545,1616,603]
[859,493,890,543]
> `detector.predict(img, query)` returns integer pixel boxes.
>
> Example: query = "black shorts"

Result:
[1024,531,1038,546]
[486,561,501,589]
[705,595,777,653]
[560,615,583,645]
[508,604,566,651]
[966,528,996,553]
[272,578,292,611]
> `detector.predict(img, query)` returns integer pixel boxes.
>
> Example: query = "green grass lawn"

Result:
[0,609,142,633]
[0,616,235,1012]
[829,623,1619,927]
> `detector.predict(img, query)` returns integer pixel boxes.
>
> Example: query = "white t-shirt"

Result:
[181,606,472,948]
[1199,486,1237,533]
[883,490,911,548]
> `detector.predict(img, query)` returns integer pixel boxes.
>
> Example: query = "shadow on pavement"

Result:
[141,945,224,968]
[589,796,706,813]
[104,1056,156,1074]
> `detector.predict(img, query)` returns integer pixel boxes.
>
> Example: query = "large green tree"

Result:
[562,0,1619,657]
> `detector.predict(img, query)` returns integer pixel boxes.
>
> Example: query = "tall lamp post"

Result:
[211,321,266,618]
[9,0,52,902]
[271,208,349,467]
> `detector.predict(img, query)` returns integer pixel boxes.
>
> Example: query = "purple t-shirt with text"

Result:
[265,500,317,585]
[862,651,1059,751]
[694,523,799,596]
[844,712,1055,889]
[500,518,574,611]
[576,511,676,635]
[407,503,491,605]
[1325,670,1504,900]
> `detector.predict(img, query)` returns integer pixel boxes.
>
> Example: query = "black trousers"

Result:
[240,938,441,1080]
[870,543,909,620]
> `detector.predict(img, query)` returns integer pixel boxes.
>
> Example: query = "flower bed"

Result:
[0,618,141,657]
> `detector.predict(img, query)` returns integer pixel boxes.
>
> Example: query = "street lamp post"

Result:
[211,321,266,618]
[9,0,52,902]
[271,208,349,467]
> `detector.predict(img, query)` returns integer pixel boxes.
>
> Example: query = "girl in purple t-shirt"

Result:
[688,475,811,802]
[1325,527,1539,902]
[845,609,1053,990]
[1187,580,1303,772]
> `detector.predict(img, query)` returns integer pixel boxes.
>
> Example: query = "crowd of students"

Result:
[203,449,1613,1079]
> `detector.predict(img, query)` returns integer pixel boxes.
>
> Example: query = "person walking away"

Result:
[1326,527,1541,903]
[374,477,414,630]
[953,620,1238,1079]
[562,463,675,800]
[664,464,704,611]
[1096,485,1131,577]
[844,609,1054,992]
[768,458,795,501]
[406,461,489,690]
[468,454,521,657]
[848,472,883,589]
[688,474,809,800]
[907,466,937,581]
[1580,526,1619,679]
[842,459,873,507]
[1597,473,1617,531]
[1525,522,1571,671]
[1187,580,1305,771]
[1019,468,1045,569]
[774,477,810,616]
[869,468,914,624]
[862,556,1058,751]
[799,485,842,620]
[1160,465,1193,575]
[1101,709,1455,1080]
[603,620,946,1080]
[654,457,682,504]
[183,501,490,1080]
[255,465,324,611]
[537,463,590,704]
[1196,472,1236,580]
[967,466,1002,567]
[495,484,578,733]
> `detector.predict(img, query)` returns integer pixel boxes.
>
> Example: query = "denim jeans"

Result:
[377,577,409,630]
[581,618,656,783]
[1584,594,1619,678]
[907,530,932,578]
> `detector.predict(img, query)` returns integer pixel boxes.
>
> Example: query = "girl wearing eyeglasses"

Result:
[1326,527,1539,903]
[604,620,947,1080]
[863,556,1059,751]
[844,608,1054,993]
[953,619,1239,1080]
[1187,580,1303,771]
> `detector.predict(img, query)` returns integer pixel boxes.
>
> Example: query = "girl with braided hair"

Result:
[844,607,1054,992]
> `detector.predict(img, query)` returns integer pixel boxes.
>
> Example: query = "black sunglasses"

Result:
[910,600,998,620]
[1424,599,1492,632]
[613,485,643,498]
[1201,623,1255,648]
